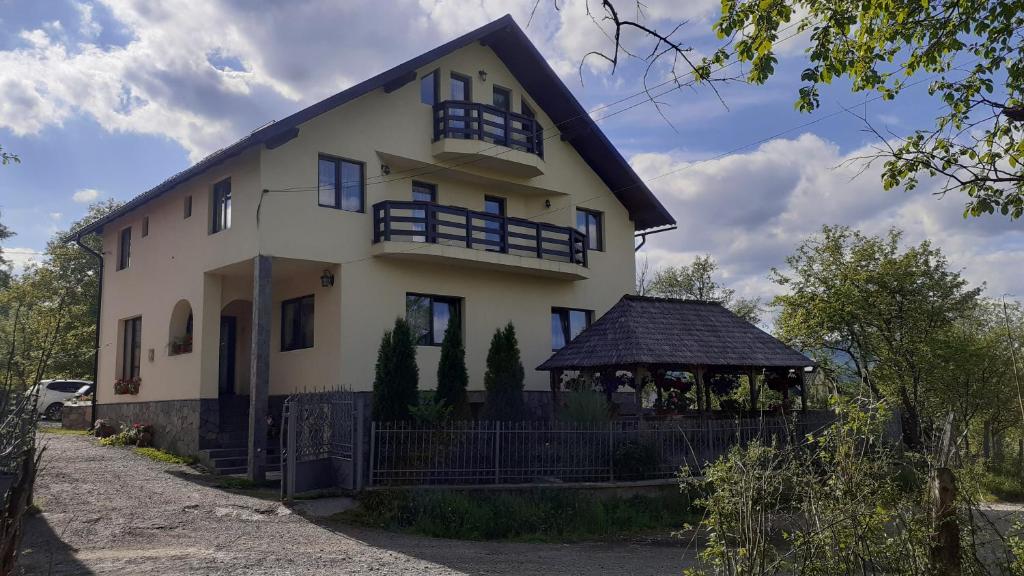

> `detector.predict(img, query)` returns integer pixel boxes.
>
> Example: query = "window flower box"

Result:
[114,377,141,395]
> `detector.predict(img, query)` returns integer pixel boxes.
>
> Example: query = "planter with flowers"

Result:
[114,376,141,395]
[169,335,192,356]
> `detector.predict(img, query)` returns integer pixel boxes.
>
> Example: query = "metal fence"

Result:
[369,411,841,486]
[1,388,38,572]
[280,390,362,498]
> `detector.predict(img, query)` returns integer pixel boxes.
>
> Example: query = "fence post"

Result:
[353,399,365,491]
[494,422,502,484]
[609,422,615,482]
[368,421,376,488]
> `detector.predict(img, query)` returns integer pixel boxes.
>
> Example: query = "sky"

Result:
[0,0,1020,310]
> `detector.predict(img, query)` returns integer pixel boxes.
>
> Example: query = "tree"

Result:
[0,200,121,389]
[371,318,419,422]
[0,144,17,166]
[772,225,982,447]
[0,213,14,289]
[435,319,469,418]
[646,254,762,323]
[702,0,1024,218]
[481,323,527,421]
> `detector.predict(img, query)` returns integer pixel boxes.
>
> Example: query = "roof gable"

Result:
[70,15,674,240]
[538,295,815,370]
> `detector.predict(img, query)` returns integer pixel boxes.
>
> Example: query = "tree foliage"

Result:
[0,201,120,390]
[481,323,527,421]
[0,144,17,166]
[772,225,984,446]
[372,318,419,422]
[705,0,1024,218]
[645,254,762,324]
[435,318,469,419]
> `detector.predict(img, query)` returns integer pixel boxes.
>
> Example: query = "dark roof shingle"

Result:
[538,295,814,371]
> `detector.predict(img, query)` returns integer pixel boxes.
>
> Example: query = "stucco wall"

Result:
[94,40,637,401]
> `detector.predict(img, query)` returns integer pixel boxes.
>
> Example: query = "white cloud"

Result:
[72,188,100,203]
[73,1,102,38]
[634,133,1024,303]
[3,247,44,274]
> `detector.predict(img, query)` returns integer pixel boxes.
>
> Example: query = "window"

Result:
[450,73,470,101]
[521,100,536,118]
[117,227,131,270]
[211,178,231,233]
[47,381,81,393]
[449,73,471,138]
[141,216,149,237]
[406,293,461,346]
[420,69,438,105]
[493,86,511,110]
[122,316,142,379]
[318,156,364,212]
[281,295,314,351]
[411,181,436,242]
[483,195,505,251]
[575,208,603,251]
[184,195,192,219]
[551,308,592,350]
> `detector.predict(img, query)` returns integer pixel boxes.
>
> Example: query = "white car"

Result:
[27,380,93,421]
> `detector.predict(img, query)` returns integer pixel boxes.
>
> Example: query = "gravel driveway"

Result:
[17,433,695,575]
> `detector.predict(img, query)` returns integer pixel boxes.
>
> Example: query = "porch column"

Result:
[799,368,809,412]
[248,255,272,482]
[748,369,759,415]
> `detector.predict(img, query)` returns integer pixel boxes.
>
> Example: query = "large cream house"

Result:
[72,16,675,466]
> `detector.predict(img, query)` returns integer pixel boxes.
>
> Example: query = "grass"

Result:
[134,447,197,466]
[37,427,90,436]
[336,486,702,542]
[215,477,272,490]
[982,469,1024,503]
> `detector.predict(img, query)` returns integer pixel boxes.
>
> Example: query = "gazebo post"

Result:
[799,368,809,412]
[549,369,563,420]
[748,368,759,415]
[633,365,648,415]
[696,366,708,414]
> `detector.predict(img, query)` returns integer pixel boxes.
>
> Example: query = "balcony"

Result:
[431,101,545,178]
[372,200,589,280]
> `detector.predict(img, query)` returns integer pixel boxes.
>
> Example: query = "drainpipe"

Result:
[634,224,677,252]
[74,233,103,428]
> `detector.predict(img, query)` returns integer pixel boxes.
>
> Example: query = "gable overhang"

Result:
[66,15,674,241]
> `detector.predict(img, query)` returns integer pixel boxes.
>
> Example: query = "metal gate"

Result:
[280,390,362,499]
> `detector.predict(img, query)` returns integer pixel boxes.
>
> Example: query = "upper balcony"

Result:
[371,200,589,280]
[431,101,545,178]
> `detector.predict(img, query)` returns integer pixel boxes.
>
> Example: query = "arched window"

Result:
[168,299,193,355]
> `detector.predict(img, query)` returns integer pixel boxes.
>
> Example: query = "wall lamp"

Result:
[320,269,335,288]
[478,69,488,82]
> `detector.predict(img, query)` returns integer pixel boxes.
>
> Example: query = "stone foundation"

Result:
[61,404,93,430]
[97,400,203,457]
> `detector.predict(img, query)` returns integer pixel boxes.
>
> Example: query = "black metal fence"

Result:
[433,100,544,156]
[280,390,364,499]
[368,412,843,486]
[373,200,588,266]
[1,389,38,572]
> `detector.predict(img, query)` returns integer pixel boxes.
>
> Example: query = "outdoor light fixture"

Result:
[544,199,551,208]
[320,269,335,288]
[381,164,391,176]
[478,69,487,82]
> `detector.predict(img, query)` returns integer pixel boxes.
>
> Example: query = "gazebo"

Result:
[538,295,816,415]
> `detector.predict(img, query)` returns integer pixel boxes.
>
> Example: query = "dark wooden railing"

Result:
[433,100,544,158]
[373,201,587,267]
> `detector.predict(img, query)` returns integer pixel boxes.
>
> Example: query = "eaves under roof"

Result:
[67,14,675,241]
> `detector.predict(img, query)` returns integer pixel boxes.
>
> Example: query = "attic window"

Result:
[420,69,438,105]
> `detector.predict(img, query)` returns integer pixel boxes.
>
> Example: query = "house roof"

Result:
[538,295,815,371]
[68,15,675,241]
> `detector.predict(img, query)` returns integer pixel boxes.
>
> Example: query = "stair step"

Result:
[216,463,281,476]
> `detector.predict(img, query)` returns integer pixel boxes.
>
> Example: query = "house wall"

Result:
[93,41,636,414]
[258,42,635,391]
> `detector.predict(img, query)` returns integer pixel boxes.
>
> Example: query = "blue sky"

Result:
[0,0,1020,305]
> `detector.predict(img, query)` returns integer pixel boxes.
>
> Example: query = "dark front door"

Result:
[218,316,237,396]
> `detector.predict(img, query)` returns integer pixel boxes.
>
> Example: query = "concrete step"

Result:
[216,462,281,476]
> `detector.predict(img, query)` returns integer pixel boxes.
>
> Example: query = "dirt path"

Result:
[17,433,695,575]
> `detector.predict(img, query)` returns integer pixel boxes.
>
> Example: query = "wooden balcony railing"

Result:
[433,100,544,158]
[373,201,587,267]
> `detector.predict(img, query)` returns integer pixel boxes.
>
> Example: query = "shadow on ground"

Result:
[17,513,95,576]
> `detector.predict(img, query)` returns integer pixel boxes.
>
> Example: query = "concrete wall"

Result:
[94,40,638,407]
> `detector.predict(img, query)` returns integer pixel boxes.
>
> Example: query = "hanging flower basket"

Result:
[763,369,794,393]
[707,371,740,396]
[114,377,141,395]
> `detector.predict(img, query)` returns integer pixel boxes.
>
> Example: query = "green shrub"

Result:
[372,318,419,422]
[339,488,698,541]
[408,396,452,426]
[612,441,660,480]
[435,319,468,419]
[559,391,610,425]
[481,323,527,421]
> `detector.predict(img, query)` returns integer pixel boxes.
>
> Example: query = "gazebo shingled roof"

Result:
[538,295,815,371]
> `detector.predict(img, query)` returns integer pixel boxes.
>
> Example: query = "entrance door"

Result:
[218,316,237,396]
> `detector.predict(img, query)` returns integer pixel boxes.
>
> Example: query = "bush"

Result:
[435,319,468,419]
[339,488,699,541]
[481,323,527,421]
[134,447,196,466]
[559,391,610,425]
[372,318,419,422]
[612,441,660,480]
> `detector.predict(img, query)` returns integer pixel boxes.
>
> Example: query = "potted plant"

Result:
[114,376,141,395]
